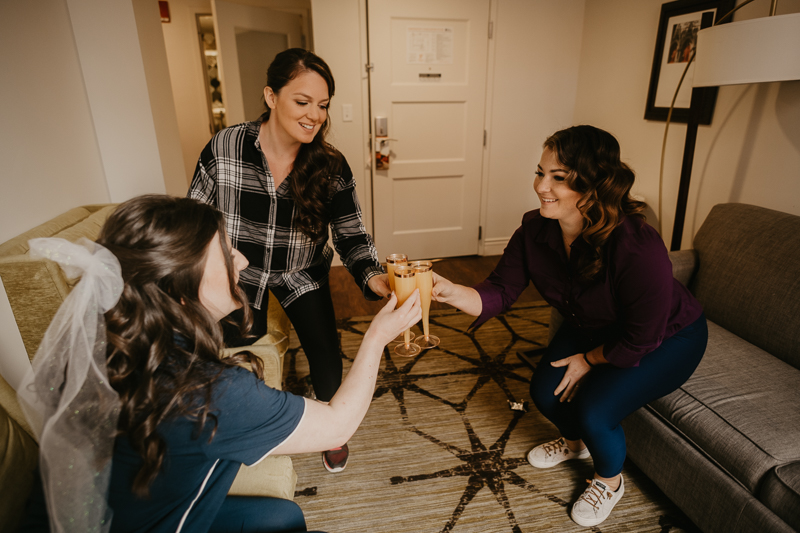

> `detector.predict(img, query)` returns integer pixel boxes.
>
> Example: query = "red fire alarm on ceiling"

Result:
[159,1,171,23]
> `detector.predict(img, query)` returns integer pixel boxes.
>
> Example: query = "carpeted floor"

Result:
[283,302,699,533]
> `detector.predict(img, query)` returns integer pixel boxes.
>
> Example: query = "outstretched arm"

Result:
[272,290,422,454]
[431,272,483,316]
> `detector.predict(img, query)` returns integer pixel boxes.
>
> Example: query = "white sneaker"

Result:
[527,437,591,468]
[571,475,625,527]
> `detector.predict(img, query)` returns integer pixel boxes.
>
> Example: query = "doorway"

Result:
[211,0,311,126]
[367,0,491,260]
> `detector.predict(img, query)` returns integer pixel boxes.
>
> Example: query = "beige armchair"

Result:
[0,204,296,531]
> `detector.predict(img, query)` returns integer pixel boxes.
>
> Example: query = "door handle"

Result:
[375,138,397,170]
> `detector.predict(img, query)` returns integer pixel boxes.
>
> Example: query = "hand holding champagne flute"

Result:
[410,261,439,349]
[386,254,414,343]
[393,266,421,357]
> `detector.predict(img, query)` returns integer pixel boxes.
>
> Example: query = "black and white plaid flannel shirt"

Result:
[188,115,383,310]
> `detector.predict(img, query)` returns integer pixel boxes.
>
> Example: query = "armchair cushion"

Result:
[228,456,297,500]
[760,461,800,532]
[667,249,698,288]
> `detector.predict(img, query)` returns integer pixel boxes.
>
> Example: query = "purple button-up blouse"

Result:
[473,210,703,368]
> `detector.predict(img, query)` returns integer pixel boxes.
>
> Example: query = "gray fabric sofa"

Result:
[621,203,800,532]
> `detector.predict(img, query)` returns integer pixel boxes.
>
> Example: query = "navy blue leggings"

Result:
[209,496,325,533]
[20,488,324,533]
[529,314,707,478]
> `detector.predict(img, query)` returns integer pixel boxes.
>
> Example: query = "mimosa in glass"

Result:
[410,261,440,349]
[386,254,413,343]
[393,265,421,357]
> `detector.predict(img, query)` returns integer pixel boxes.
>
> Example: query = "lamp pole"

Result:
[670,10,716,251]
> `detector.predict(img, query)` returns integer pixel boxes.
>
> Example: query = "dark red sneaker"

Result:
[322,443,349,473]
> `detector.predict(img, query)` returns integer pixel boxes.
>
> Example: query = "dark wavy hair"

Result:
[263,48,344,242]
[96,195,263,499]
[543,125,646,282]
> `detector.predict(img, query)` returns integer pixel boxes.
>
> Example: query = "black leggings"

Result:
[225,285,342,402]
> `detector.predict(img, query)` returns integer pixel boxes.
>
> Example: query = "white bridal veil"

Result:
[17,237,123,533]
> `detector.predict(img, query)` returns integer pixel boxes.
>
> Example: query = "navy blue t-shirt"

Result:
[107,366,305,533]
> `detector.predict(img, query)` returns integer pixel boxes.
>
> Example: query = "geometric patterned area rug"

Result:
[283,302,699,533]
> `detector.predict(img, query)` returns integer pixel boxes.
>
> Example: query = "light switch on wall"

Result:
[341,104,353,122]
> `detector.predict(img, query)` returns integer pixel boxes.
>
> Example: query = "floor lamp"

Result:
[669,4,800,251]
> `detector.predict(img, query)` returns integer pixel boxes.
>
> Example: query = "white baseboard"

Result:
[481,237,509,257]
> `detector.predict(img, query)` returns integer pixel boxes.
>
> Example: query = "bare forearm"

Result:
[272,292,421,455]
[442,284,483,316]
[272,335,382,454]
[324,333,385,441]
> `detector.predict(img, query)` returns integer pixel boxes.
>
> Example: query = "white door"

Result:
[212,0,305,125]
[368,0,491,261]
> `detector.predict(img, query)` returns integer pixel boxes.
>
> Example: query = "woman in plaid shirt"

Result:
[189,49,391,473]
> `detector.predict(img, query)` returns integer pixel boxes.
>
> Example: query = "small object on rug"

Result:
[508,399,528,412]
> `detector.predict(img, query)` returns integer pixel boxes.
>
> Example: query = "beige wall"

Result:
[0,0,184,387]
[161,0,216,183]
[0,0,111,244]
[482,0,586,253]
[310,0,372,232]
[133,0,189,195]
[65,0,169,201]
[0,0,112,388]
[573,0,800,248]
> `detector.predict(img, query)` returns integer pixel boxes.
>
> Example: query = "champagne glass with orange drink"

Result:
[386,254,414,343]
[393,265,421,357]
[410,261,440,349]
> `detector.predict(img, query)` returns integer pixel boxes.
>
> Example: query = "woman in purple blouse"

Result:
[432,125,707,527]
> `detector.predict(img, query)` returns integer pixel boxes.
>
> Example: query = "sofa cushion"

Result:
[0,207,92,257]
[760,462,800,532]
[224,343,285,391]
[691,203,800,369]
[650,321,800,493]
[52,205,118,246]
[53,205,119,289]
[0,258,71,361]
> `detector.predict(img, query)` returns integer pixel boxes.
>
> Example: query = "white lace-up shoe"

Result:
[526,437,591,468]
[571,475,625,527]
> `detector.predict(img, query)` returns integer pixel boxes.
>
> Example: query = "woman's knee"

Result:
[529,372,561,417]
[266,498,307,530]
[574,404,615,439]
[212,496,307,533]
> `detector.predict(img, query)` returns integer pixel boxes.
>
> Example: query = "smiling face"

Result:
[198,232,249,321]
[534,147,583,229]
[264,70,330,145]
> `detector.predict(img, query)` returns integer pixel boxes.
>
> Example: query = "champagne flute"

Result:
[386,253,407,292]
[410,261,440,349]
[393,265,421,357]
[386,254,414,343]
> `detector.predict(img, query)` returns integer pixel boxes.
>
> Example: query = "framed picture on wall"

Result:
[644,0,735,124]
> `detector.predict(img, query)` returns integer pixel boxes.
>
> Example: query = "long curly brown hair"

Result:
[543,125,646,282]
[263,48,344,242]
[96,195,263,499]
